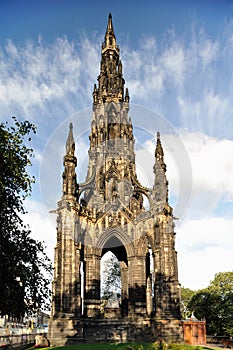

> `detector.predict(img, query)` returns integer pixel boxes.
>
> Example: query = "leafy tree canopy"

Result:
[181,287,195,319]
[0,117,52,319]
[101,253,121,301]
[188,272,233,336]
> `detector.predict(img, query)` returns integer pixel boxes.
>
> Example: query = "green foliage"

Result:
[0,117,52,318]
[209,271,233,294]
[167,345,207,350]
[188,271,233,336]
[101,253,121,300]
[147,340,168,350]
[127,344,144,350]
[181,287,195,319]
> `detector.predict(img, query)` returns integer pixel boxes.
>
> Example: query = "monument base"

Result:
[48,316,183,346]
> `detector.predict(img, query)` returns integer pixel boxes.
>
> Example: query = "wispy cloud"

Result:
[0,35,100,126]
[1,20,233,138]
[122,21,233,138]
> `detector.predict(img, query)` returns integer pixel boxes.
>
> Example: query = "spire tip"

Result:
[106,12,114,34]
[66,123,75,155]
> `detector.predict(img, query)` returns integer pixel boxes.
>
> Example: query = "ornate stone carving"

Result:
[49,13,182,346]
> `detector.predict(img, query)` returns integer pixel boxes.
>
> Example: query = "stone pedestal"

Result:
[49,316,183,346]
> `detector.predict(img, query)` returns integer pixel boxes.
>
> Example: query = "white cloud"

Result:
[0,36,99,123]
[178,132,233,219]
[120,24,233,138]
[159,42,185,88]
[143,131,233,220]
[199,38,218,67]
[1,21,233,139]
[176,217,233,290]
[134,128,233,222]
[23,199,56,262]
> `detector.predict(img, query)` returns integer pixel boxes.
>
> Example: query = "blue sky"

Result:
[1,0,233,290]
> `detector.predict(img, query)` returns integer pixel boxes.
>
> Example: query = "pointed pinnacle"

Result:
[125,87,130,102]
[155,131,164,162]
[106,12,115,36]
[66,123,75,155]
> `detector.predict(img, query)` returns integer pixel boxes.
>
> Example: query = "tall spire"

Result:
[155,132,165,170]
[93,14,129,104]
[153,132,168,206]
[106,13,115,37]
[62,123,77,198]
[103,13,117,51]
[66,123,75,156]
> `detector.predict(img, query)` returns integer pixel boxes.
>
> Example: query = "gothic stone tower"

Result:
[48,14,182,346]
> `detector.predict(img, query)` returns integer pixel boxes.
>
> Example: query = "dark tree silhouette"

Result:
[0,117,52,319]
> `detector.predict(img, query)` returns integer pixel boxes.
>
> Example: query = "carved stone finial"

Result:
[125,87,130,102]
[63,123,77,198]
[106,13,114,35]
[93,84,98,103]
[155,131,164,163]
[153,132,168,204]
[66,123,75,156]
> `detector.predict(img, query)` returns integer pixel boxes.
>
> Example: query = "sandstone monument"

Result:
[48,14,182,345]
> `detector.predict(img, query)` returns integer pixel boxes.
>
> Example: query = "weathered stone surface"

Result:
[48,13,183,346]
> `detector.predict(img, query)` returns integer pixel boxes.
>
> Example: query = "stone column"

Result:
[134,255,147,315]
[128,256,147,316]
[71,245,82,317]
[84,253,101,317]
[146,275,152,316]
[120,261,128,316]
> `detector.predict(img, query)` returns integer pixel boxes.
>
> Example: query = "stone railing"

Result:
[0,333,36,349]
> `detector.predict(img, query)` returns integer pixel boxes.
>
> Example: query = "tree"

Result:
[101,253,121,301]
[188,272,233,336]
[188,288,220,335]
[208,272,233,336]
[0,117,52,319]
[180,286,195,319]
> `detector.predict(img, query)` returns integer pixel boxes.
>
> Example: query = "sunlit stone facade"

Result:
[48,14,182,346]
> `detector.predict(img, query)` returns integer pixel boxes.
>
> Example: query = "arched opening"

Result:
[146,244,154,316]
[142,193,150,210]
[100,234,128,317]
[101,251,121,304]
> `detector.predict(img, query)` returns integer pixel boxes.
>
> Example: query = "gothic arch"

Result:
[133,188,153,208]
[135,233,149,256]
[99,114,104,125]
[105,100,120,113]
[96,228,134,258]
[91,120,96,128]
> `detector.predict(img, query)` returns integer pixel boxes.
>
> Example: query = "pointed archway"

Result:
[98,229,131,317]
[101,251,121,317]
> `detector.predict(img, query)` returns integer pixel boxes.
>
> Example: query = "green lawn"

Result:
[28,343,220,350]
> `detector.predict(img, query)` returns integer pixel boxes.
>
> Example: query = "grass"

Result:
[28,343,220,350]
